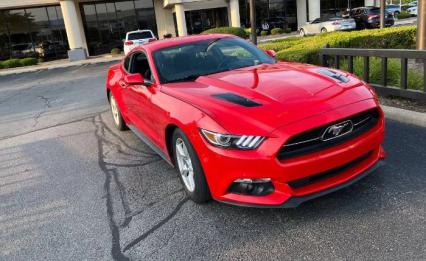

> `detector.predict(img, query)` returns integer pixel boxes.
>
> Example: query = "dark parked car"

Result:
[350,7,394,29]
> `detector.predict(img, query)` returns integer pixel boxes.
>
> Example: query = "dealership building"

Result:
[0,0,379,60]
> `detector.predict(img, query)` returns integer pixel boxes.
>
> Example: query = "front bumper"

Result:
[192,100,386,207]
[218,160,384,208]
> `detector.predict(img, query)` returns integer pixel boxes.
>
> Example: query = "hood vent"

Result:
[212,93,261,107]
[318,68,350,83]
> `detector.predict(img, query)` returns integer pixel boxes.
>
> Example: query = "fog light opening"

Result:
[228,178,274,196]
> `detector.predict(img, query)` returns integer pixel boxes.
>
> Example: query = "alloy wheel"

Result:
[110,95,120,126]
[175,138,195,192]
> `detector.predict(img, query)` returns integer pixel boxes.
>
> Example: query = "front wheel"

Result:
[394,11,400,18]
[299,29,305,37]
[172,129,211,203]
[321,27,327,33]
[109,92,127,131]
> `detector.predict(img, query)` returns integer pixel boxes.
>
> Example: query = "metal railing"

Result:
[319,48,426,101]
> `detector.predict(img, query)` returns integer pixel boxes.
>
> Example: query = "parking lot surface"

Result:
[0,63,425,260]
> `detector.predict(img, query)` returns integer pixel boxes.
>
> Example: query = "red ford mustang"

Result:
[106,34,385,207]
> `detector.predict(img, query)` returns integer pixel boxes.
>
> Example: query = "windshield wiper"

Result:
[168,74,201,83]
[204,38,221,52]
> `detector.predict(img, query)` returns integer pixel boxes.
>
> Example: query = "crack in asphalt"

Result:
[32,95,54,128]
[122,197,188,253]
[93,115,130,261]
[92,113,188,260]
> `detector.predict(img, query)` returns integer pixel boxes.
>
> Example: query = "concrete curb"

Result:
[382,105,426,128]
[0,56,123,76]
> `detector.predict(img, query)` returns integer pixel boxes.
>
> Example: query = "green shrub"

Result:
[271,28,283,35]
[19,57,38,66]
[111,48,121,55]
[398,11,411,19]
[203,27,248,39]
[261,30,268,36]
[2,59,22,69]
[284,28,292,34]
[0,62,4,69]
[259,26,416,65]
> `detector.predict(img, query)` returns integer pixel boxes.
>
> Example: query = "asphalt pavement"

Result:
[0,63,425,261]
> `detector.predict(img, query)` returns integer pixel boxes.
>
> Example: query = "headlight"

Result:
[200,129,265,150]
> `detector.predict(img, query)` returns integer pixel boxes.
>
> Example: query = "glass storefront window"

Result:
[134,0,156,33]
[80,0,157,55]
[0,11,11,60]
[320,0,365,20]
[238,0,298,31]
[185,7,228,35]
[115,1,138,39]
[27,7,68,59]
[0,6,67,61]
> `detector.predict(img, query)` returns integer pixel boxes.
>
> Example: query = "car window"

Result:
[123,55,131,72]
[153,38,275,84]
[129,52,153,81]
[127,32,153,40]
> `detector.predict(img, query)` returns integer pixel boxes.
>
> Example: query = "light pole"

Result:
[249,0,257,45]
[418,0,426,50]
[380,0,385,29]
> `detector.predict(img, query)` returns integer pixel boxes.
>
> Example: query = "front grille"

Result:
[277,108,380,160]
[288,151,373,189]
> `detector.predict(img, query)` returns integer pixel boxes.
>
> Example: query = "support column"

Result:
[296,0,307,28]
[59,0,88,61]
[229,0,241,27]
[174,3,187,36]
[308,0,320,22]
[417,0,426,50]
[380,0,385,28]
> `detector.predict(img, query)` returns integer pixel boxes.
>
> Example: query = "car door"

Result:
[310,18,322,34]
[121,51,160,144]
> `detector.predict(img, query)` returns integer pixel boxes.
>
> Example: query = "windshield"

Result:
[153,37,275,84]
[128,32,153,40]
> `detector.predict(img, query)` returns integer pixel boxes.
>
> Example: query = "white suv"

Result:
[123,30,156,55]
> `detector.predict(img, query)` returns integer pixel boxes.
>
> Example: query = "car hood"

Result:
[160,62,375,135]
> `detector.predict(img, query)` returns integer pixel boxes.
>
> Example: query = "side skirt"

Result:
[128,125,174,166]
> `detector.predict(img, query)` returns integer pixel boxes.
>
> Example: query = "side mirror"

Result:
[124,73,146,85]
[265,49,276,58]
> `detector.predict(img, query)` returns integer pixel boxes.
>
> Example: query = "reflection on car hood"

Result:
[161,62,376,135]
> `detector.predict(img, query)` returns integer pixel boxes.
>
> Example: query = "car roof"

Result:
[134,34,237,53]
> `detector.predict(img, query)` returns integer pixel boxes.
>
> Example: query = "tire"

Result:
[299,29,305,37]
[109,92,127,131]
[321,27,327,33]
[172,128,211,203]
[394,11,400,18]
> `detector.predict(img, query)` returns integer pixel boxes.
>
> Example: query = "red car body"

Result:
[106,34,385,207]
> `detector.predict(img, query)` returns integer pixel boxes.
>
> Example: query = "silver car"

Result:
[386,4,401,17]
[299,17,356,37]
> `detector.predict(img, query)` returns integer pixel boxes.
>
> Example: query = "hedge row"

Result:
[0,57,38,69]
[203,27,248,39]
[204,27,293,38]
[259,26,417,65]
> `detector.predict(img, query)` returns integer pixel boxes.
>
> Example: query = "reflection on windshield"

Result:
[153,38,275,83]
